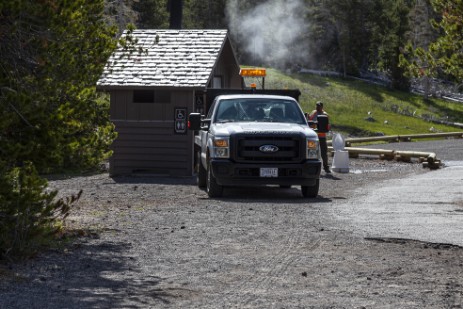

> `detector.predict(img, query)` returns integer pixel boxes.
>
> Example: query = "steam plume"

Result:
[226,0,309,68]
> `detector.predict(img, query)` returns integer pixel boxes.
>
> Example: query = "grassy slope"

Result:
[263,68,463,137]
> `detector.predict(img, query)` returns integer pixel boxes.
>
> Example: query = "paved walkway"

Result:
[336,165,463,246]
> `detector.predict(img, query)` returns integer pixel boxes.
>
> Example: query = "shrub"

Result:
[0,162,81,260]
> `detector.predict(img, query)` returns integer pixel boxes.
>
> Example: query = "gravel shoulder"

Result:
[1,139,462,308]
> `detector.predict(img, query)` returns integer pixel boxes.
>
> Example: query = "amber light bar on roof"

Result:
[239,68,267,77]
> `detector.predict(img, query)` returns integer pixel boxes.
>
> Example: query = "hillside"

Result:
[262,68,463,137]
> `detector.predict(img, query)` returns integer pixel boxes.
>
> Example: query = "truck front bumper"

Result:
[210,160,322,187]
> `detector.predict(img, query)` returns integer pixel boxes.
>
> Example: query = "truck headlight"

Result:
[212,137,230,158]
[306,139,320,159]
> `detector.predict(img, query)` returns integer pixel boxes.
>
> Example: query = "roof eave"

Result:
[96,84,207,91]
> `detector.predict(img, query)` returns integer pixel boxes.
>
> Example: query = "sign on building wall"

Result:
[174,107,187,134]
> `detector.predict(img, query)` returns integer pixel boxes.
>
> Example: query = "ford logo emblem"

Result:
[259,145,279,153]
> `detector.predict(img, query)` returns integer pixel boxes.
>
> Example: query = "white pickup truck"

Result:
[188,94,322,198]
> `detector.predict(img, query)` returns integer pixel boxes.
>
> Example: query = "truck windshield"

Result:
[215,99,306,124]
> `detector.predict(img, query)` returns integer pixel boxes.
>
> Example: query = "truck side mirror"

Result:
[188,113,202,131]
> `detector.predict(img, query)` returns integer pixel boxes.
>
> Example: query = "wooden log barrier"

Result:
[328,146,441,169]
[328,132,463,147]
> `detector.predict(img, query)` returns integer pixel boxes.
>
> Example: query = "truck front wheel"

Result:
[207,160,223,197]
[301,179,319,198]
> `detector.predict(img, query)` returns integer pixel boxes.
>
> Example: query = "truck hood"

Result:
[211,122,318,138]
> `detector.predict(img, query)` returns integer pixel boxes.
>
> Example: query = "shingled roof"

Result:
[97,29,231,89]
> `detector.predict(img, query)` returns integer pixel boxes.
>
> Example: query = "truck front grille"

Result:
[233,134,304,163]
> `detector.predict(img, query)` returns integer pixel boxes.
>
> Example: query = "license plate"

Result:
[260,167,278,177]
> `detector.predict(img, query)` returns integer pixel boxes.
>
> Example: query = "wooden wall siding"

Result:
[110,90,170,120]
[109,90,194,176]
[109,120,194,176]
[110,90,193,121]
[170,90,192,119]
[110,90,130,120]
[214,39,241,88]
[129,101,163,121]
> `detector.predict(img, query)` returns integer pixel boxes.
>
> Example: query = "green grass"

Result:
[263,68,463,137]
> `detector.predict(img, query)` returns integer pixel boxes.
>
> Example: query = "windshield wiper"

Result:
[216,120,234,123]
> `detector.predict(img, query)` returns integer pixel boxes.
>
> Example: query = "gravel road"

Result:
[1,139,462,308]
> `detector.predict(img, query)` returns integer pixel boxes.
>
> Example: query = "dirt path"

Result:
[1,140,462,308]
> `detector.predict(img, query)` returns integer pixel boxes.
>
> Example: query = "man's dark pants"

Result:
[319,137,329,171]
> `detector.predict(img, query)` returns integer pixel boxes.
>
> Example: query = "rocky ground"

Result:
[0,139,462,308]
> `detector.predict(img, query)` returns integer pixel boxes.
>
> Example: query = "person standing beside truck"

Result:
[308,101,331,173]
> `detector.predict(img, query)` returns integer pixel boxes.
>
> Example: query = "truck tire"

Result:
[197,152,206,188]
[206,160,223,198]
[301,179,319,198]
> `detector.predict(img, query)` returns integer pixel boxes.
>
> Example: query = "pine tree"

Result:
[408,0,439,49]
[371,0,413,90]
[0,0,118,172]
[183,0,227,29]
[306,0,375,76]
[428,0,463,82]
[104,0,139,34]
[401,0,463,83]
[133,0,169,29]
[0,0,119,259]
